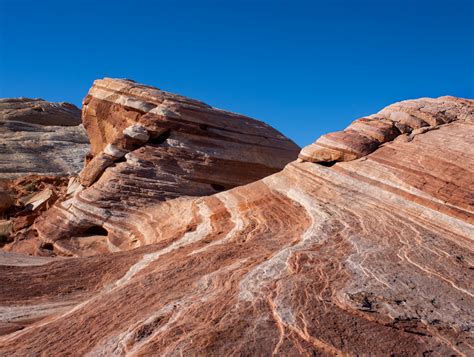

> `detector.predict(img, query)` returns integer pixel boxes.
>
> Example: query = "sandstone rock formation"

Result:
[0,98,89,179]
[25,78,300,255]
[0,93,472,356]
[299,96,472,164]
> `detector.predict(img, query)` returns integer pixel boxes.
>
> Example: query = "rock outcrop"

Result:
[26,78,300,255]
[0,94,472,356]
[299,96,472,164]
[0,98,89,179]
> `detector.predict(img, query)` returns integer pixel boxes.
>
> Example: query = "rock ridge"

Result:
[299,95,473,164]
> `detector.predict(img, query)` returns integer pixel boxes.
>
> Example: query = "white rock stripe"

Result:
[0,201,212,344]
[190,191,244,255]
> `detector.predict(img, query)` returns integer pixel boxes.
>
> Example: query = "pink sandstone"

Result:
[0,87,472,356]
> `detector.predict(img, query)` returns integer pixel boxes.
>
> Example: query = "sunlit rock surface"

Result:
[0,94,472,355]
[0,98,89,179]
[299,96,472,164]
[28,78,300,255]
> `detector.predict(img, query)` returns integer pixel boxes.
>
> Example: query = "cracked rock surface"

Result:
[0,89,472,356]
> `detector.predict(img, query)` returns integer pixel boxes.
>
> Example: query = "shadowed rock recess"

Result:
[0,83,472,355]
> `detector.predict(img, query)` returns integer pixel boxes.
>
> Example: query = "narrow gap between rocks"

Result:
[210,183,226,192]
[317,161,337,167]
[148,129,171,146]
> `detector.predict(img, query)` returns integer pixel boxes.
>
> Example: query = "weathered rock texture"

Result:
[27,78,300,255]
[0,176,71,249]
[0,98,89,179]
[0,95,473,356]
[299,96,472,164]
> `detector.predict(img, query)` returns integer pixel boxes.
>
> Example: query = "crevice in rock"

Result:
[80,225,108,237]
[148,129,171,146]
[41,242,54,251]
[115,156,127,164]
[317,161,337,167]
[210,183,226,192]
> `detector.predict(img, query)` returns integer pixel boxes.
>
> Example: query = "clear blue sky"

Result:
[1,0,472,146]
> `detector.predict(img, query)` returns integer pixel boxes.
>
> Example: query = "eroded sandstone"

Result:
[299,96,474,164]
[0,98,89,179]
[0,93,472,356]
[27,78,300,255]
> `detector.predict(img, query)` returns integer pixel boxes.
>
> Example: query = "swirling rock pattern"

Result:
[299,96,473,164]
[29,78,300,255]
[0,98,89,179]
[0,94,473,355]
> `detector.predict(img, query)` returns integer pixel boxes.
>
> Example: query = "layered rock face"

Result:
[0,94,473,355]
[28,78,300,255]
[299,95,472,164]
[0,98,89,179]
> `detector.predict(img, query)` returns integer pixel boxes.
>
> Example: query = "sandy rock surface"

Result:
[0,87,472,355]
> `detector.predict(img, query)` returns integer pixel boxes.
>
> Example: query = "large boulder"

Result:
[31,78,300,255]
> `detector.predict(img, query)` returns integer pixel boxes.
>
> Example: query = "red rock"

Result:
[0,176,70,243]
[31,78,300,254]
[299,129,380,162]
[0,98,81,126]
[0,220,12,241]
[11,215,36,232]
[0,189,13,217]
[23,188,55,212]
[0,93,472,356]
[299,96,474,163]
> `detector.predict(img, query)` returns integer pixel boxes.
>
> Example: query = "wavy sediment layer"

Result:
[17,78,300,255]
[299,95,473,164]
[0,93,472,355]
